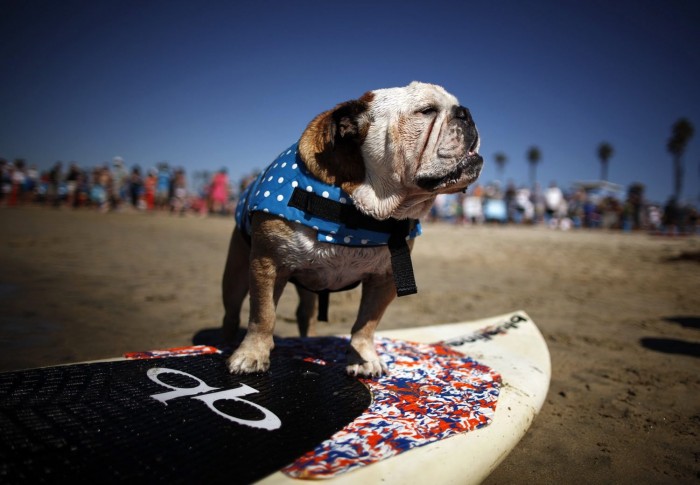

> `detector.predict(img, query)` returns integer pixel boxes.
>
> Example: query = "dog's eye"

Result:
[418,106,437,116]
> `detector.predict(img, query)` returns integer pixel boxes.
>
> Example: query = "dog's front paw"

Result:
[346,339,388,377]
[346,359,388,378]
[227,350,270,374]
[226,337,273,374]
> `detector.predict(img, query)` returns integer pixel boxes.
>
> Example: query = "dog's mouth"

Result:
[415,153,483,192]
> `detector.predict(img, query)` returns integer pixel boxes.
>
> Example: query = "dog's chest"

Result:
[279,226,391,292]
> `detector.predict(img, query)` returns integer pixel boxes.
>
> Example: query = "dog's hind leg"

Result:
[294,285,317,337]
[221,227,250,343]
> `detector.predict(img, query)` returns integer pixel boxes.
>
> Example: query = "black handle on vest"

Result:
[288,187,418,297]
[388,221,418,296]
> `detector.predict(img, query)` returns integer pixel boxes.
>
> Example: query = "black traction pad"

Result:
[0,351,371,484]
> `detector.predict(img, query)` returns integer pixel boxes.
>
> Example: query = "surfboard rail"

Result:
[262,310,550,484]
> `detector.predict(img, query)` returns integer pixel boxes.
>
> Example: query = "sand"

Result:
[1,206,698,483]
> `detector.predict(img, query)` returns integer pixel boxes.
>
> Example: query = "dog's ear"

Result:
[298,92,408,220]
[331,99,368,143]
[299,94,372,187]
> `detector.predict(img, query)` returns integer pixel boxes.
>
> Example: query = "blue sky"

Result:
[2,0,699,205]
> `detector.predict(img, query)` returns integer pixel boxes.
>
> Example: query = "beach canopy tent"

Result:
[572,180,624,202]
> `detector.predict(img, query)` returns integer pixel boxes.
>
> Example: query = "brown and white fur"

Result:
[222,82,483,377]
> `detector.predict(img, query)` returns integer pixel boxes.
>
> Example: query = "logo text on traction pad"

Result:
[441,314,529,347]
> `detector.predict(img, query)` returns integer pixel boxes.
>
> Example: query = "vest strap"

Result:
[288,187,418,299]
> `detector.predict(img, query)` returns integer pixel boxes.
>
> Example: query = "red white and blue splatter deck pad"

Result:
[274,337,502,479]
[124,344,221,359]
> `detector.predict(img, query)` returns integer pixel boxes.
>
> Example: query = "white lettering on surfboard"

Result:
[146,367,282,430]
[442,314,529,346]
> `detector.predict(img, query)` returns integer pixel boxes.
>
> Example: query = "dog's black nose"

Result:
[453,106,474,126]
[453,106,478,152]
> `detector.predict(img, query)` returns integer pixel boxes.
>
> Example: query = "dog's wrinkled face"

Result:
[299,81,483,221]
[352,82,483,219]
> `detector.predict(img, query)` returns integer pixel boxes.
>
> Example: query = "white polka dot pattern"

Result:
[235,143,422,246]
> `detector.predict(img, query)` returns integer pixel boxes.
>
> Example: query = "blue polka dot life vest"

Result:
[235,143,422,246]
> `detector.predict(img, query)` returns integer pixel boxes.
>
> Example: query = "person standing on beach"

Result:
[662,196,680,235]
[504,181,517,223]
[25,164,39,204]
[208,168,230,215]
[48,161,63,207]
[155,163,171,211]
[0,159,9,206]
[170,167,188,216]
[531,182,546,224]
[129,166,143,209]
[112,158,129,209]
[7,159,27,207]
[515,186,534,224]
[544,181,564,228]
[143,169,157,211]
[65,163,81,208]
[462,183,484,224]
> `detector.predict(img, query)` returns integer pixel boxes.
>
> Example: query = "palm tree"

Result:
[526,146,541,189]
[493,152,507,181]
[666,118,694,200]
[597,142,614,181]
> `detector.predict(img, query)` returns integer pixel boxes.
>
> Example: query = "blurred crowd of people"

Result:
[1,158,697,235]
[0,158,247,217]
[428,181,698,235]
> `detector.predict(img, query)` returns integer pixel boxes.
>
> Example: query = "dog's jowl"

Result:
[221,82,483,377]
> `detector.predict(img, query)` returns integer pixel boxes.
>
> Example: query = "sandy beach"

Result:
[1,206,698,483]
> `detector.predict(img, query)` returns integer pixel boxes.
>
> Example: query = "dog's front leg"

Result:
[226,255,287,374]
[346,274,396,377]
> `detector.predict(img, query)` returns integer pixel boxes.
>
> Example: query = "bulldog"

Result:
[222,81,483,377]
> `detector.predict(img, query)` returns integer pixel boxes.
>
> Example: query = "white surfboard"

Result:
[262,310,550,484]
[0,310,549,484]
